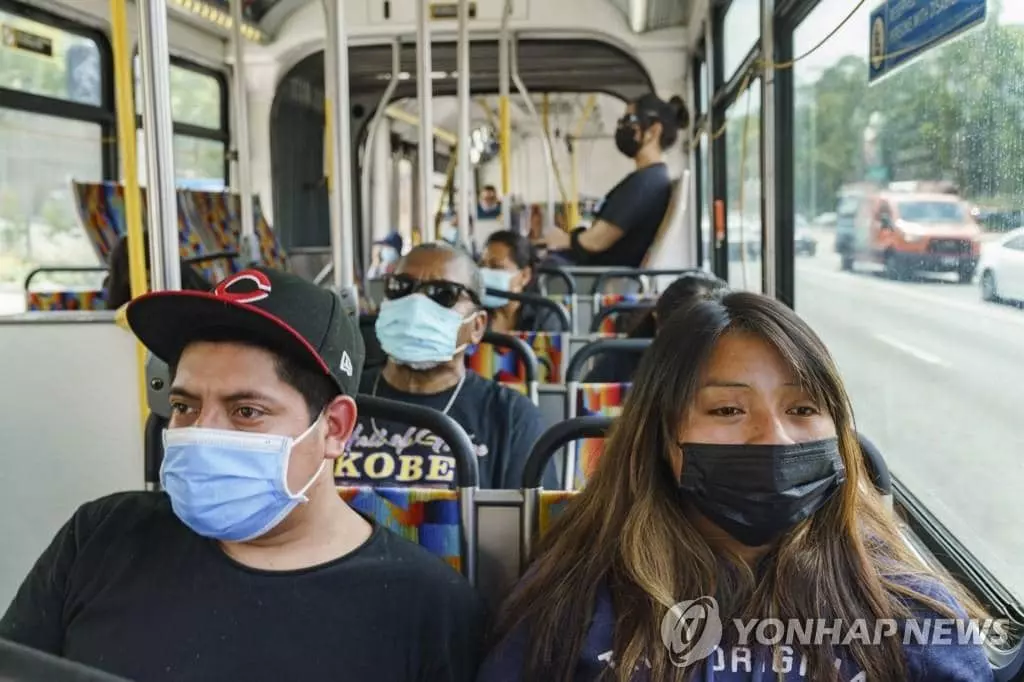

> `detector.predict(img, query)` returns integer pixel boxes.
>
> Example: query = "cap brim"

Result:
[126,290,332,378]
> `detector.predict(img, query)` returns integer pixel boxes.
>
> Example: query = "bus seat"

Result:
[25,289,105,311]
[337,486,462,574]
[72,180,123,262]
[538,490,577,537]
[183,190,287,272]
[520,416,612,567]
[574,382,632,487]
[464,331,540,404]
[516,331,564,384]
[590,301,656,335]
[640,177,686,274]
[563,339,651,487]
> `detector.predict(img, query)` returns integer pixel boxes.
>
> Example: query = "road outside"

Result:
[793,227,1024,603]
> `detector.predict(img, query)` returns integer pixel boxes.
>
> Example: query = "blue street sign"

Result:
[869,0,987,83]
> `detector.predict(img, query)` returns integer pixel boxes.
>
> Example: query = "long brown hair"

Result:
[490,291,989,681]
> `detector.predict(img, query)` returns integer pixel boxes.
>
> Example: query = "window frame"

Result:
[131,49,231,183]
[0,0,116,180]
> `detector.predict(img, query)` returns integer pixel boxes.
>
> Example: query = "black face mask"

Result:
[677,438,846,547]
[615,125,642,158]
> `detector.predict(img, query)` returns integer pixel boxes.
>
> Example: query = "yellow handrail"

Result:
[110,0,150,432]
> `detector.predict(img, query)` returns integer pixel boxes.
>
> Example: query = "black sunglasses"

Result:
[384,273,481,308]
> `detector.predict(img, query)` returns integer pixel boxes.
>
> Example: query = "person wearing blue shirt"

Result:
[478,291,996,681]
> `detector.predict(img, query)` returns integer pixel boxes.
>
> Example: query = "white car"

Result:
[978,227,1024,303]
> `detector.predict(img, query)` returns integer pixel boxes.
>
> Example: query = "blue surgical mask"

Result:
[441,225,459,244]
[160,417,325,542]
[480,268,515,309]
[379,246,398,264]
[376,293,477,368]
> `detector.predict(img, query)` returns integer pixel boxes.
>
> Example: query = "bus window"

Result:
[721,0,760,82]
[725,78,761,292]
[792,0,1024,603]
[0,7,110,312]
[133,57,228,186]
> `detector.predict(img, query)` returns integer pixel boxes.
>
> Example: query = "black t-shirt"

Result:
[345,368,556,489]
[0,492,486,682]
[582,162,672,268]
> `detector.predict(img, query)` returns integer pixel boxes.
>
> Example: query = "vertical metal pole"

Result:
[456,0,471,247]
[498,0,512,231]
[416,0,435,242]
[541,94,555,232]
[137,0,180,291]
[230,0,257,264]
[323,0,357,304]
[761,0,776,297]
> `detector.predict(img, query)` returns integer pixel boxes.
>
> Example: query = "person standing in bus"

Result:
[479,230,562,334]
[343,242,557,490]
[478,185,502,220]
[478,292,995,681]
[537,93,689,268]
[1,267,485,682]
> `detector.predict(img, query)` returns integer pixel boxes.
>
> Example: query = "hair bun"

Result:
[667,95,689,130]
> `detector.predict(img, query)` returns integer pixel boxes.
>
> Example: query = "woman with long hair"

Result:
[479,292,995,681]
[479,230,561,333]
[585,271,727,383]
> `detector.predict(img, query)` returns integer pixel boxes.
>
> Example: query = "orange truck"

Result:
[837,183,982,283]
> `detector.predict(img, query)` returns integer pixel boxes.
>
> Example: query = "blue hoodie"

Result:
[477,578,995,681]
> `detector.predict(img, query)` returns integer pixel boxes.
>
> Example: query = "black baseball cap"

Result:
[126,267,364,396]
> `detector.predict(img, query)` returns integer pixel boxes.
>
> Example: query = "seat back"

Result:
[464,331,540,403]
[337,486,462,574]
[640,176,689,273]
[574,383,631,487]
[590,301,656,335]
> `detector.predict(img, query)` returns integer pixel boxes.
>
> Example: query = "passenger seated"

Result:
[537,93,688,268]
[343,242,556,490]
[583,271,727,383]
[479,230,562,333]
[1,267,485,682]
[102,232,211,309]
[479,291,995,681]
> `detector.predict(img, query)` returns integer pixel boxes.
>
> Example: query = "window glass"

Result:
[793,0,1024,601]
[721,0,760,82]
[135,129,226,189]
[133,57,223,130]
[0,109,104,312]
[725,77,761,291]
[0,10,102,106]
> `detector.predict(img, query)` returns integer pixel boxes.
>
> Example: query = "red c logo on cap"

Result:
[214,269,272,304]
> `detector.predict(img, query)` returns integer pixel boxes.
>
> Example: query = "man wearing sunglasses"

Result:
[537,93,688,268]
[339,243,556,490]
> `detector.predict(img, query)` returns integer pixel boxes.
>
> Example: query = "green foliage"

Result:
[719,16,1024,218]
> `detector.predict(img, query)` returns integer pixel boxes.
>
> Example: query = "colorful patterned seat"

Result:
[26,290,106,311]
[573,383,630,487]
[518,332,564,384]
[337,486,462,573]
[465,332,564,386]
[538,490,578,537]
[70,181,227,284]
[184,191,288,272]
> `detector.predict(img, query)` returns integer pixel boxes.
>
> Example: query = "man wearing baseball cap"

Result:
[0,267,486,682]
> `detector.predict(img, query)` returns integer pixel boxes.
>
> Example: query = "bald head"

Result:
[396,242,485,303]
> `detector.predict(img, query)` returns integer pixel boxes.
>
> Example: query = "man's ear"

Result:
[322,394,358,459]
[468,308,488,345]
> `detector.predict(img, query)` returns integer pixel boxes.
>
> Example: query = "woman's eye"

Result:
[789,405,821,417]
[709,406,743,417]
